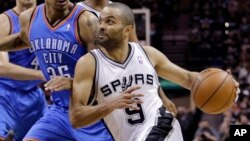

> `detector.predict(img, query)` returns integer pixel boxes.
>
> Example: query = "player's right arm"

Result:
[0,11,45,81]
[0,8,34,52]
[70,53,143,128]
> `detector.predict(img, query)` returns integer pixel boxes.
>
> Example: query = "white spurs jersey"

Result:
[77,1,112,17]
[91,42,165,141]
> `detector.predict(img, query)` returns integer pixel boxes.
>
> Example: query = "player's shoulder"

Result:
[140,45,164,64]
[78,10,98,30]
[78,9,98,22]
[141,45,157,53]
[0,12,10,26]
[0,12,11,35]
[19,7,36,24]
[78,52,96,66]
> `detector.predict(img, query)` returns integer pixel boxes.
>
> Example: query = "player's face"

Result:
[46,0,70,11]
[98,7,126,47]
[18,0,36,7]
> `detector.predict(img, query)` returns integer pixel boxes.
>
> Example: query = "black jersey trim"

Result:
[87,52,99,105]
[11,9,19,16]
[97,44,134,69]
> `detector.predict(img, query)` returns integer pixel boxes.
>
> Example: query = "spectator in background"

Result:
[193,120,220,141]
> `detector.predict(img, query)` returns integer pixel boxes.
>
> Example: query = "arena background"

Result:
[1,0,249,141]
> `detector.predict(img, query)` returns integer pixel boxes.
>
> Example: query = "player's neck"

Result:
[45,3,74,26]
[102,42,130,64]
[14,3,36,14]
[84,0,108,11]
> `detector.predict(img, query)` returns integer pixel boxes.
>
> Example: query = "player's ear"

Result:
[124,25,133,37]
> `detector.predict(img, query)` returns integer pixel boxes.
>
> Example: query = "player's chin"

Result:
[54,1,68,10]
[22,0,35,6]
[54,6,68,12]
[23,0,35,2]
[98,37,108,45]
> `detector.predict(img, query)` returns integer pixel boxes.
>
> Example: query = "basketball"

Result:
[191,68,237,114]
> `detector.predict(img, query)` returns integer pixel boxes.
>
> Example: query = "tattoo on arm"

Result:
[86,16,98,46]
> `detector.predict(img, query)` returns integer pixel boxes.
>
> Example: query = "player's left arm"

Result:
[78,10,99,51]
[143,46,240,99]
[143,46,198,90]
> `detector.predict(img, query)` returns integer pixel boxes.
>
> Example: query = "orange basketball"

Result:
[191,68,237,114]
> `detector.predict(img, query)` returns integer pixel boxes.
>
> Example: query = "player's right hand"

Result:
[44,76,72,92]
[108,85,144,110]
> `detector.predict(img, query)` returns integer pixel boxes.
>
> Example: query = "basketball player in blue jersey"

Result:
[0,0,113,141]
[71,2,240,141]
[77,0,178,116]
[0,0,47,141]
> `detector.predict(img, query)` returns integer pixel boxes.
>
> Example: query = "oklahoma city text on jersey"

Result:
[30,38,78,64]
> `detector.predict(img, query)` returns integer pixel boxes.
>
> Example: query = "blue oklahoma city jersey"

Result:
[0,9,41,91]
[29,4,87,108]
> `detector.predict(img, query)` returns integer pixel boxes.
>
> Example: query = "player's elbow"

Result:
[0,63,9,77]
[70,107,89,128]
[70,109,81,128]
[70,116,80,128]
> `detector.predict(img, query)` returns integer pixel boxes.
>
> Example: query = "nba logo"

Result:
[137,56,143,64]
[66,24,70,31]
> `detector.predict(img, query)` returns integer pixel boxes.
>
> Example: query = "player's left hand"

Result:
[162,97,177,117]
[226,69,240,102]
[44,76,72,92]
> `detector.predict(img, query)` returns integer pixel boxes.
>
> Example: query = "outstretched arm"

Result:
[0,54,44,80]
[143,46,198,90]
[70,53,143,128]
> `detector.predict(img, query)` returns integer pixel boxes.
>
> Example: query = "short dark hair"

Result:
[106,2,135,27]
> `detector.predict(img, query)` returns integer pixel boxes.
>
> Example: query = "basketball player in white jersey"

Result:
[69,2,196,141]
[77,0,178,116]
[71,2,240,141]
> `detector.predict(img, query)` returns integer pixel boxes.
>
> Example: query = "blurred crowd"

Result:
[1,0,250,141]
[183,0,250,140]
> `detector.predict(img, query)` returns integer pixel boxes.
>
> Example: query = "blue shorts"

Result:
[24,105,113,141]
[0,86,47,141]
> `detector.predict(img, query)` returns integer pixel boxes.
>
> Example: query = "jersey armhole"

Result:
[134,42,161,85]
[87,52,98,105]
